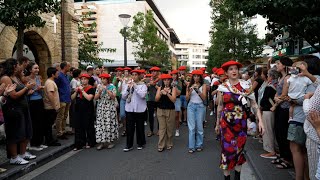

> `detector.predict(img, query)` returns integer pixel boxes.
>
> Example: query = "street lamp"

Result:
[119,14,131,67]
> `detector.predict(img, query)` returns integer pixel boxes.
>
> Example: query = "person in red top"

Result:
[215,60,264,180]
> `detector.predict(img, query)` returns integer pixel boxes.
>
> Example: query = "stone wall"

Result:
[0,0,78,69]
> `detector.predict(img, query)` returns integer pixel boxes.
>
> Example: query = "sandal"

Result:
[121,130,126,137]
[276,161,292,169]
[271,158,282,164]
[158,148,164,152]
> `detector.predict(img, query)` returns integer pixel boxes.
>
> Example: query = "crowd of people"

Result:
[0,55,320,180]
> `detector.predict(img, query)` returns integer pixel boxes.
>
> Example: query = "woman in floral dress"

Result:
[215,60,265,180]
[94,73,118,150]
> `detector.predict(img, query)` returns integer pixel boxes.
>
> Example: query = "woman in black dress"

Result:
[72,74,96,151]
[0,58,36,165]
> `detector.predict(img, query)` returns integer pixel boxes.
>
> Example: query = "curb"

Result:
[245,150,263,180]
[0,141,74,180]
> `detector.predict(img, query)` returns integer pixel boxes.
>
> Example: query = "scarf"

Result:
[126,81,144,103]
[78,85,93,99]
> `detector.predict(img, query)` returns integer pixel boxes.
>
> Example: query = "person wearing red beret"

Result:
[178,66,188,125]
[72,74,96,151]
[215,60,265,180]
[171,70,183,137]
[186,70,207,153]
[155,74,177,152]
[94,73,118,150]
[122,70,147,152]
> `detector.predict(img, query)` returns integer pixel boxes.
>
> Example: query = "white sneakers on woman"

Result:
[10,152,37,165]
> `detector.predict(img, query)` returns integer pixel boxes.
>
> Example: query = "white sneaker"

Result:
[10,156,29,165]
[40,145,48,149]
[175,130,180,137]
[210,111,214,116]
[28,146,43,151]
[21,152,36,160]
[144,121,147,126]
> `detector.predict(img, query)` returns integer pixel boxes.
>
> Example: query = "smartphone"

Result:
[287,66,300,75]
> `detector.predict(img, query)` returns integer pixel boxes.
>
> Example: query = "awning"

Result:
[301,43,320,55]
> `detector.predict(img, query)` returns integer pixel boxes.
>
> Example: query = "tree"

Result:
[0,0,60,60]
[78,11,115,67]
[121,10,171,69]
[206,0,264,70]
[229,0,320,52]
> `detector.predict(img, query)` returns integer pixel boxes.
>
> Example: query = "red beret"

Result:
[191,70,204,75]
[178,66,186,70]
[150,66,161,71]
[145,74,152,77]
[115,67,123,71]
[79,74,91,79]
[216,68,225,76]
[123,67,132,71]
[130,70,142,74]
[139,69,146,74]
[200,67,206,71]
[170,70,179,74]
[221,60,243,71]
[212,67,218,73]
[99,73,111,79]
[160,74,172,79]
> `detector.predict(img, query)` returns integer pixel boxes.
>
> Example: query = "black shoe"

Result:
[234,171,240,180]
[123,147,133,152]
[224,175,230,180]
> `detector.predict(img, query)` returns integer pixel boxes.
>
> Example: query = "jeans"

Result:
[120,99,126,120]
[187,102,205,150]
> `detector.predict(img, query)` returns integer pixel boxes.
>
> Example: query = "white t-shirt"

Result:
[287,75,312,99]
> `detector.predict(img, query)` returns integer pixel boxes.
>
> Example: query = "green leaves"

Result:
[207,0,264,70]
[120,10,171,70]
[229,0,320,52]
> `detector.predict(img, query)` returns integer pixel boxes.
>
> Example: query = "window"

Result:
[192,55,201,59]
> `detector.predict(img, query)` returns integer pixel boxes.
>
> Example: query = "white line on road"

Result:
[17,150,81,180]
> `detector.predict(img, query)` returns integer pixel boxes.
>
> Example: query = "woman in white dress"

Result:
[94,73,118,150]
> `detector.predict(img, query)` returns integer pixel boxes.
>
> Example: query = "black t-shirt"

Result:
[254,78,264,102]
[158,87,175,109]
[75,88,95,114]
[180,79,187,95]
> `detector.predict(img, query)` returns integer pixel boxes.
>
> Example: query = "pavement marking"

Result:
[17,150,81,180]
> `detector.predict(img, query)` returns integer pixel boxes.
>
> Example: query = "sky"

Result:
[153,0,268,46]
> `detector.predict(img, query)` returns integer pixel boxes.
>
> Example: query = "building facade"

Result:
[0,0,79,78]
[175,43,208,72]
[75,0,180,69]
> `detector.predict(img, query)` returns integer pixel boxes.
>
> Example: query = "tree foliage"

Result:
[206,0,264,70]
[229,0,320,52]
[121,10,171,70]
[78,11,115,67]
[0,0,60,60]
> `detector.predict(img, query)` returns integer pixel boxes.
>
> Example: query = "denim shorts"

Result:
[180,95,187,108]
[175,98,181,112]
[287,123,306,145]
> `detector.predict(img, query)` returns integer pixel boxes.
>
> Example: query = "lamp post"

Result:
[119,14,131,67]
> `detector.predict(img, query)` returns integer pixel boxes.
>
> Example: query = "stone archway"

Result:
[0,25,61,78]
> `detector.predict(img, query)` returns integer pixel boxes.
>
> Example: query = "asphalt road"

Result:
[19,111,256,180]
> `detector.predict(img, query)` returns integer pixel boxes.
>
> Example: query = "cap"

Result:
[221,60,243,71]
[160,74,172,79]
[115,67,123,71]
[170,70,179,74]
[150,66,161,71]
[191,70,204,75]
[86,65,94,70]
[99,73,111,79]
[80,74,91,79]
[178,66,186,71]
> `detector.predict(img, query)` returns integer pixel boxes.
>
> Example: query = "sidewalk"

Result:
[0,137,74,180]
[245,136,295,180]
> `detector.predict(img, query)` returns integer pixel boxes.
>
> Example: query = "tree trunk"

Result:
[16,26,24,61]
